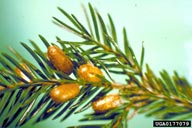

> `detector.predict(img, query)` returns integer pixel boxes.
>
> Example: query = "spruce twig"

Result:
[0,3,191,128]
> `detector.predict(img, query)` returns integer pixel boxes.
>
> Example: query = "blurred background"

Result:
[0,0,192,127]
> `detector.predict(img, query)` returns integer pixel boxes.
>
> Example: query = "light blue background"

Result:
[0,0,192,128]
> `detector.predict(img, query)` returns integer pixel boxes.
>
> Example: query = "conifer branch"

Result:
[0,3,191,128]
